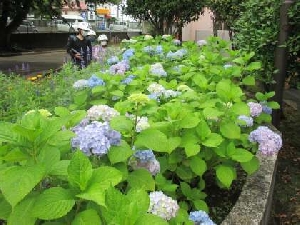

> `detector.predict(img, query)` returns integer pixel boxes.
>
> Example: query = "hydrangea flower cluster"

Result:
[197,39,208,46]
[173,39,181,46]
[121,74,136,85]
[237,115,254,127]
[107,56,119,65]
[128,114,150,132]
[129,149,160,175]
[260,101,272,115]
[86,105,120,121]
[149,63,167,77]
[249,126,282,155]
[166,49,187,60]
[71,121,121,156]
[162,34,172,40]
[128,93,150,105]
[189,211,216,225]
[247,102,263,117]
[25,109,52,117]
[122,48,135,61]
[87,75,105,88]
[147,83,181,100]
[144,35,153,40]
[148,191,179,220]
[73,79,89,89]
[109,60,130,75]
[143,45,163,55]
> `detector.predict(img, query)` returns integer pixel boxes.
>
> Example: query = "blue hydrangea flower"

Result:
[107,56,119,65]
[237,115,254,127]
[260,101,272,114]
[87,75,105,87]
[122,48,135,61]
[134,150,155,163]
[121,74,136,85]
[249,126,282,155]
[156,45,163,54]
[189,211,216,225]
[143,46,155,55]
[150,63,167,77]
[71,121,121,156]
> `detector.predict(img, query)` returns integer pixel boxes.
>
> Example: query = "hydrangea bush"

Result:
[0,35,282,224]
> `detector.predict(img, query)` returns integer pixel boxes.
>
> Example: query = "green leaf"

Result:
[267,101,280,109]
[231,148,254,162]
[216,80,231,101]
[242,76,255,85]
[193,200,209,212]
[0,195,11,220]
[189,156,207,176]
[192,75,208,90]
[167,137,181,153]
[92,85,106,94]
[110,116,134,133]
[245,61,261,71]
[135,129,168,153]
[127,169,155,191]
[179,116,200,128]
[176,166,193,181]
[47,130,75,146]
[2,148,28,162]
[77,167,122,206]
[110,90,124,97]
[8,195,37,225]
[196,120,211,141]
[72,209,101,225]
[203,107,224,119]
[216,165,235,188]
[230,102,250,116]
[68,151,93,191]
[135,214,169,225]
[37,147,60,173]
[0,165,45,207]
[31,187,75,220]
[49,160,70,176]
[54,107,70,117]
[155,174,178,193]
[108,140,133,164]
[241,156,260,175]
[184,143,201,157]
[220,122,241,139]
[202,133,223,147]
[0,122,17,143]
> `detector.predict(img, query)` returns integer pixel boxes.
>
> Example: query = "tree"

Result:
[205,0,245,38]
[0,0,120,51]
[124,0,205,37]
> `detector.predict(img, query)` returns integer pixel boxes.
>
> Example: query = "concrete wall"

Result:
[10,31,141,49]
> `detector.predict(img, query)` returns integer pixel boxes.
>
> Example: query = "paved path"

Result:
[0,49,69,76]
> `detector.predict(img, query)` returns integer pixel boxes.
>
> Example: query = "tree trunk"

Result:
[0,30,11,51]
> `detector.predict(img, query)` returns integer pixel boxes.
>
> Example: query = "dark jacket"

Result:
[66,35,92,69]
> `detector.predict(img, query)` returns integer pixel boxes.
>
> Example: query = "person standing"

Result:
[66,24,92,69]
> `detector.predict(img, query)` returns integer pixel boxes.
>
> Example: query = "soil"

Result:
[269,103,300,225]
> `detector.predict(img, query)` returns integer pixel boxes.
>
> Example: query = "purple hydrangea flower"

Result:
[247,102,263,117]
[109,60,130,75]
[249,126,282,155]
[189,211,216,225]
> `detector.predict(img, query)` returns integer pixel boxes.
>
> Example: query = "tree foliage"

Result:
[123,0,205,35]
[0,0,120,50]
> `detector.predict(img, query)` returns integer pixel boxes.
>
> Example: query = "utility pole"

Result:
[272,0,295,128]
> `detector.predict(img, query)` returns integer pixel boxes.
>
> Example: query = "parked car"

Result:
[109,21,128,31]
[15,20,38,33]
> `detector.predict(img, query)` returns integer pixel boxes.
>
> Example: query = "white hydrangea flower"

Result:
[147,83,166,96]
[197,39,207,46]
[73,79,89,89]
[162,34,171,40]
[144,35,153,40]
[87,105,120,121]
[148,191,179,220]
[136,116,150,132]
[163,90,181,98]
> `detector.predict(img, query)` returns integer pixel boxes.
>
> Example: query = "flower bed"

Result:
[0,35,282,224]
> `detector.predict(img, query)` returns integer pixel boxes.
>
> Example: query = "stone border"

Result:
[221,150,278,225]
